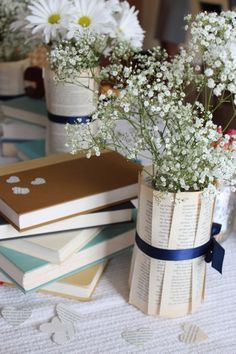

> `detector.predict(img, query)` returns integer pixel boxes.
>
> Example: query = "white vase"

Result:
[129,169,215,317]
[213,181,236,242]
[0,58,30,99]
[43,67,97,155]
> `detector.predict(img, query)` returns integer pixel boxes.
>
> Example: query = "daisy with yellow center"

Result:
[26,0,73,43]
[67,0,115,39]
[78,16,91,28]
[114,1,144,49]
[48,13,61,25]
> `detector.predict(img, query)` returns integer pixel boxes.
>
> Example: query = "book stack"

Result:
[0,151,140,300]
[0,96,47,159]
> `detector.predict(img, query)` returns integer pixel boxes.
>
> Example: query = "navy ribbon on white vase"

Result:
[135,222,225,274]
[47,111,91,125]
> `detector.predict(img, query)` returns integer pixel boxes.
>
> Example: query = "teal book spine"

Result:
[15,140,45,159]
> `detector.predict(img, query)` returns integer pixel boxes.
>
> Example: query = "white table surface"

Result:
[0,234,236,354]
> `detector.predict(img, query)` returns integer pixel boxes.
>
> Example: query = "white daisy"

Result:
[114,1,144,48]
[67,0,115,39]
[105,0,122,13]
[26,0,73,43]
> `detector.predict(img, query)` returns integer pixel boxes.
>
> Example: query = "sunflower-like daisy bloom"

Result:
[67,0,116,39]
[114,1,144,49]
[26,0,73,43]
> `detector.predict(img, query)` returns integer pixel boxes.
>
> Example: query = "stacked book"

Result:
[0,96,47,159]
[0,151,140,300]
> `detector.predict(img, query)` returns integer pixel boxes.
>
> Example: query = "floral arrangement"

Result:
[66,11,236,195]
[0,0,31,62]
[18,0,144,81]
[187,11,236,107]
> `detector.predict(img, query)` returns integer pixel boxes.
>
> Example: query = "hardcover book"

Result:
[1,118,46,140]
[0,227,102,264]
[15,140,45,160]
[0,221,135,292]
[0,151,140,230]
[0,202,135,241]
[1,97,47,127]
[0,261,107,301]
[1,138,34,157]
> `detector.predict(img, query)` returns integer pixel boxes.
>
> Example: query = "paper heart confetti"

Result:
[56,303,81,324]
[39,316,75,345]
[31,177,46,186]
[6,176,20,184]
[179,323,208,345]
[53,326,75,346]
[39,316,66,333]
[12,187,30,195]
[121,328,154,347]
[1,306,32,327]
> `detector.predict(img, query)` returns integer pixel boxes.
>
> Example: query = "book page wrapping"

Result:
[0,59,30,96]
[129,171,215,317]
[43,67,98,154]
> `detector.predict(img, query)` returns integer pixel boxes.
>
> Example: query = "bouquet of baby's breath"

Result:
[66,12,236,195]
[0,0,31,61]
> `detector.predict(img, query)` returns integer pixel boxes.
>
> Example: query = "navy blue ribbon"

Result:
[205,223,225,274]
[135,222,225,274]
[47,111,91,125]
[0,94,25,101]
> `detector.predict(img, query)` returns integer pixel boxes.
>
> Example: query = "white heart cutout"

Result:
[1,306,32,327]
[56,303,81,324]
[6,176,20,184]
[179,323,208,344]
[39,316,75,345]
[12,187,30,195]
[121,328,154,347]
[31,177,46,185]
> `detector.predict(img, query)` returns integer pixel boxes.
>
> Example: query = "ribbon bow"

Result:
[135,222,225,274]
[205,223,225,274]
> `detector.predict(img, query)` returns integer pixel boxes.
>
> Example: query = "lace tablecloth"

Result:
[0,234,235,354]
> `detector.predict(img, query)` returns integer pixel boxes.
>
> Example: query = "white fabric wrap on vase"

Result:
[0,58,30,97]
[129,169,215,318]
[43,67,97,155]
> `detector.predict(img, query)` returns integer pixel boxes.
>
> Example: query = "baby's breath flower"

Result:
[0,0,31,61]
[67,12,236,195]
[49,32,107,81]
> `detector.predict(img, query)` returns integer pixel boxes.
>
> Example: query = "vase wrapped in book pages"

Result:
[129,169,219,318]
[0,59,30,100]
[43,67,97,155]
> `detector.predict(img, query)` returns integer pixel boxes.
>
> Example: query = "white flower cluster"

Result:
[49,33,107,82]
[0,0,30,61]
[21,0,144,48]
[66,41,236,194]
[187,12,236,104]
